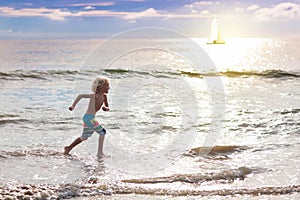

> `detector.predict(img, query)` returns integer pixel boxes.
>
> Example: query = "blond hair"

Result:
[91,76,109,92]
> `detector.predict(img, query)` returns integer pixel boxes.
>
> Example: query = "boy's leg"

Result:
[97,135,105,158]
[64,137,86,155]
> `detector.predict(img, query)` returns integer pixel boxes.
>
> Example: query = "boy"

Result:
[64,76,110,159]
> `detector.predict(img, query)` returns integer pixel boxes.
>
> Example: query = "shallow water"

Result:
[0,37,299,199]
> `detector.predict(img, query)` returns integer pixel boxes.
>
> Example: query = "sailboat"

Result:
[207,16,225,44]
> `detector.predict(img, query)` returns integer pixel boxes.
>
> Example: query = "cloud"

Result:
[0,6,72,20]
[194,1,214,5]
[201,10,210,15]
[0,6,125,20]
[255,2,299,20]
[0,6,213,21]
[234,7,244,13]
[74,7,161,20]
[68,2,115,7]
[76,7,206,20]
[247,4,260,11]
[183,1,220,16]
[84,6,95,10]
[184,1,220,9]
[122,8,160,19]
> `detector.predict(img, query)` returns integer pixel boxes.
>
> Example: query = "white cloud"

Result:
[0,6,213,21]
[255,2,299,20]
[84,6,95,10]
[201,10,210,15]
[184,1,221,9]
[235,7,244,13]
[0,6,127,20]
[122,8,160,19]
[247,4,260,11]
[67,7,163,20]
[184,4,194,9]
[195,1,214,5]
[183,1,220,16]
[69,2,115,7]
[0,7,72,20]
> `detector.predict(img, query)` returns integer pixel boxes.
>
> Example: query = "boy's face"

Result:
[103,82,110,93]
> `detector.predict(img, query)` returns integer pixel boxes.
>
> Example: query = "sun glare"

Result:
[192,38,277,73]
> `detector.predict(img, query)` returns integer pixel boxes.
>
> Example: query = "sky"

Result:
[0,0,299,39]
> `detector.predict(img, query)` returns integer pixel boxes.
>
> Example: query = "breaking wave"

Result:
[179,69,300,78]
[0,70,78,81]
[0,149,60,157]
[0,181,299,199]
[0,69,299,81]
[184,145,248,157]
[1,148,299,199]
[122,167,254,184]
[0,114,73,126]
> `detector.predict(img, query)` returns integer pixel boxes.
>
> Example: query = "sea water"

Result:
[0,37,299,199]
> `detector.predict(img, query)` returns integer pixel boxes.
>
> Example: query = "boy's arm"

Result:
[102,93,110,111]
[69,94,92,111]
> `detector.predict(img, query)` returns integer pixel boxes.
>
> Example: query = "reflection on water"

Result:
[194,38,299,73]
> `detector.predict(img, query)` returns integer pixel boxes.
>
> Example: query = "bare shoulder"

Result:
[79,93,94,98]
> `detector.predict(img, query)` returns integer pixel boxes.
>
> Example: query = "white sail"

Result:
[207,16,225,44]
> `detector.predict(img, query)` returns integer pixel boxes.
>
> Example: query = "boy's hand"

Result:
[69,106,74,111]
[102,106,109,111]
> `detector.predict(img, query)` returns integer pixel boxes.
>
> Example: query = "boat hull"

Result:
[207,41,225,44]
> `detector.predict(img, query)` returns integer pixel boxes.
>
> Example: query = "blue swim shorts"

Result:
[81,114,106,138]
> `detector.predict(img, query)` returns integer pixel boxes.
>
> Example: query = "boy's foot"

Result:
[63,146,71,155]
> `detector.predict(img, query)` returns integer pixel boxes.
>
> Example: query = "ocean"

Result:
[0,35,299,199]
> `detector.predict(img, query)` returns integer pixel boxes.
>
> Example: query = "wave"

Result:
[0,149,60,158]
[1,181,299,199]
[114,185,300,196]
[0,149,81,161]
[184,145,248,157]
[0,114,29,125]
[0,70,78,81]
[0,114,72,126]
[0,114,19,118]
[104,68,300,79]
[0,118,29,125]
[103,68,150,76]
[1,69,299,81]
[122,167,253,184]
[180,69,300,79]
[274,108,300,115]
[1,148,299,199]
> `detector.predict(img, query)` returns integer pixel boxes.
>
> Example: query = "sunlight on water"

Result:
[193,38,286,72]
